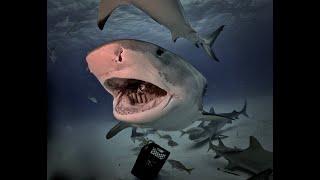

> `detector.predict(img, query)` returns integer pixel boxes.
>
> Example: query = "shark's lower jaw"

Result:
[104,78,169,115]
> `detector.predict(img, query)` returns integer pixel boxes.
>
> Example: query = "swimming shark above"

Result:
[208,136,273,174]
[97,0,225,61]
[86,39,230,139]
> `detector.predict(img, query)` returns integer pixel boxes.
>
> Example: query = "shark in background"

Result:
[179,100,249,143]
[204,100,249,120]
[97,0,225,61]
[208,136,273,176]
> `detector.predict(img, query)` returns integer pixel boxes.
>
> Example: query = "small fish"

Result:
[88,96,98,103]
[156,132,172,140]
[180,127,204,137]
[167,159,194,174]
[167,139,178,147]
[145,128,158,135]
[47,47,57,63]
[65,22,84,36]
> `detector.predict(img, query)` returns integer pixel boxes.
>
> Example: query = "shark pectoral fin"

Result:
[171,31,180,42]
[248,136,264,150]
[106,121,131,139]
[98,0,127,30]
[201,25,225,61]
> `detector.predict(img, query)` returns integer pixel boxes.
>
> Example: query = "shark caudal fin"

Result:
[98,0,128,30]
[201,25,225,61]
[180,130,186,137]
[186,168,194,174]
[240,99,249,118]
[217,137,226,148]
[207,139,215,152]
[106,121,131,139]
[248,136,263,150]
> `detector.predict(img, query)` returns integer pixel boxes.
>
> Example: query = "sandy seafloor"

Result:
[47,95,272,180]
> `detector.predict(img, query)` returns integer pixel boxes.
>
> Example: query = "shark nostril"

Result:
[118,53,122,62]
[116,48,123,62]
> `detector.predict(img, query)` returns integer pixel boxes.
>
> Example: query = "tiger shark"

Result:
[97,0,225,61]
[86,39,230,139]
[208,136,273,174]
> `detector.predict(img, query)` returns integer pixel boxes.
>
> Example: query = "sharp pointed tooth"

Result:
[142,94,147,103]
[137,93,142,103]
[129,94,134,105]
[132,93,137,103]
[151,99,156,107]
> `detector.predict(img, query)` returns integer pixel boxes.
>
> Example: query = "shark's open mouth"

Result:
[104,78,169,115]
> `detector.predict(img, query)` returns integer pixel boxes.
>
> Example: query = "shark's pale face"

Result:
[86,40,206,130]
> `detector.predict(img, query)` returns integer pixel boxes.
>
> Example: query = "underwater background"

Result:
[47,0,273,179]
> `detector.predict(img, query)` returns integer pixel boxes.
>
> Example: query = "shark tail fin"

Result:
[186,168,194,174]
[180,130,186,137]
[249,136,263,150]
[240,99,249,118]
[207,139,215,152]
[201,25,225,61]
[209,107,215,114]
[98,0,127,30]
[106,121,131,139]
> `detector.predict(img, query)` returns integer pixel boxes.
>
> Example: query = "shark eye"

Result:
[156,48,164,56]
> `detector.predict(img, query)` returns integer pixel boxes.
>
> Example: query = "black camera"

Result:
[131,141,170,180]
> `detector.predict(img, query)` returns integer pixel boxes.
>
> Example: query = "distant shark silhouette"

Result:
[208,136,273,174]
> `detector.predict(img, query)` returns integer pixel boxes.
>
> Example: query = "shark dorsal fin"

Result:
[249,136,263,150]
[209,107,215,114]
[218,138,225,147]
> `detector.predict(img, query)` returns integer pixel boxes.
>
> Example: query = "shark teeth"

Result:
[106,78,168,115]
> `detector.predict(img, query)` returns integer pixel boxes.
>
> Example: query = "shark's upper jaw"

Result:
[104,77,171,116]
